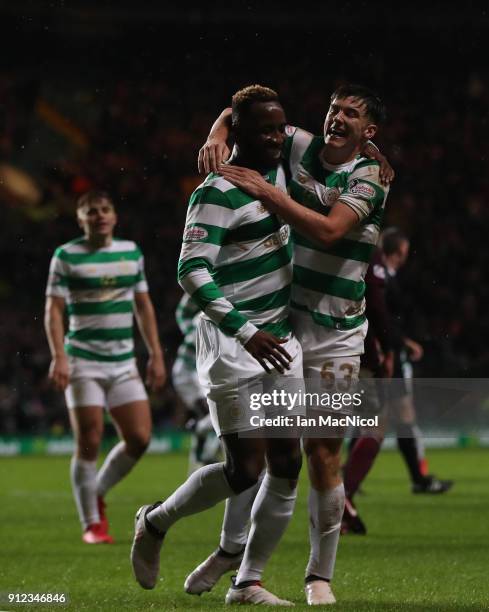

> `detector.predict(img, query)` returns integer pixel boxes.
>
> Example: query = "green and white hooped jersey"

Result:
[284,127,389,331]
[46,237,148,362]
[178,164,292,345]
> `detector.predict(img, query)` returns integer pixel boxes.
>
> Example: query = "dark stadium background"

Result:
[1,1,488,436]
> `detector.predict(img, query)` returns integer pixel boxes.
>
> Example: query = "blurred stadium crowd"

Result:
[1,3,488,434]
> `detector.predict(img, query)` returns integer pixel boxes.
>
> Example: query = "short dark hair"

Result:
[76,190,114,211]
[331,83,386,124]
[381,227,409,256]
[232,84,280,124]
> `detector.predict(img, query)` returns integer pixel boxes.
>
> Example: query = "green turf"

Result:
[0,448,488,611]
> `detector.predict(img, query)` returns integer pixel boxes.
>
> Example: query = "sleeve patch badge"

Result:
[184,226,209,241]
[348,179,376,199]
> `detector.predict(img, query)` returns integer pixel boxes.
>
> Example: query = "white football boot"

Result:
[305,580,336,605]
[130,503,165,589]
[226,583,294,606]
[184,549,242,594]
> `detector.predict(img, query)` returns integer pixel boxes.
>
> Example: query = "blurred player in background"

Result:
[342,227,453,534]
[382,228,453,494]
[341,239,394,535]
[193,83,392,605]
[131,85,304,606]
[172,293,221,473]
[45,190,166,544]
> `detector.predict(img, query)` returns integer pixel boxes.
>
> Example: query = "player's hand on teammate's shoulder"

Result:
[198,139,231,174]
[145,353,167,391]
[217,164,270,200]
[48,355,70,391]
[376,152,395,186]
[244,330,292,374]
[361,142,395,186]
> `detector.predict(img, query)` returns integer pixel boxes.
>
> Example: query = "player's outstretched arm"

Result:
[134,292,167,391]
[218,164,359,248]
[198,107,232,174]
[44,295,70,391]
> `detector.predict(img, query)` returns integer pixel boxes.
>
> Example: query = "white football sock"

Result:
[96,441,138,498]
[220,471,264,554]
[306,483,345,581]
[147,462,233,532]
[412,424,426,461]
[236,473,297,584]
[70,456,99,530]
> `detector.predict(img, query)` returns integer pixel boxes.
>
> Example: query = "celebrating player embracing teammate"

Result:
[189,83,391,605]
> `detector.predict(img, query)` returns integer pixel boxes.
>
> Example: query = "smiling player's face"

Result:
[236,101,287,169]
[323,95,376,152]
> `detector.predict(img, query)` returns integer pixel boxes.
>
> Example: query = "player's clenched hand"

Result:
[361,142,395,186]
[404,337,423,362]
[198,139,231,174]
[244,331,292,374]
[48,355,70,391]
[218,165,272,200]
[146,354,167,392]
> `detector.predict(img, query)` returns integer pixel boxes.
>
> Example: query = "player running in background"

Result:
[194,83,392,605]
[172,293,221,473]
[45,190,166,544]
[131,85,304,606]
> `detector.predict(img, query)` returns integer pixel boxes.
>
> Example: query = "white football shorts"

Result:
[196,318,304,437]
[65,356,148,410]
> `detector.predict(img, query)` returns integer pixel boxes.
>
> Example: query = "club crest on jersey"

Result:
[348,179,376,199]
[317,185,341,208]
[184,226,208,242]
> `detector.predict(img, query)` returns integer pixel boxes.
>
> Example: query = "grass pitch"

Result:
[1,448,488,611]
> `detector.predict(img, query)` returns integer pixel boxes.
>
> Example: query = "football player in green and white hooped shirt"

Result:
[172,293,222,473]
[193,83,391,605]
[130,86,305,607]
[45,190,166,545]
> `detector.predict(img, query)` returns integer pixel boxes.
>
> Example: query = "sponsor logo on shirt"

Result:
[184,226,209,241]
[348,179,376,199]
[264,225,290,249]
